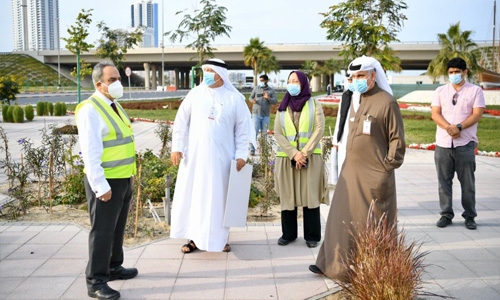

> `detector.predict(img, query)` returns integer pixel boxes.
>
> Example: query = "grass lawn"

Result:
[66,95,500,153]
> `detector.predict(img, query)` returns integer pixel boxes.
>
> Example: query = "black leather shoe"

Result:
[465,217,477,230]
[309,265,323,275]
[88,284,120,300]
[436,216,452,228]
[110,266,138,281]
[278,237,291,246]
[306,241,318,248]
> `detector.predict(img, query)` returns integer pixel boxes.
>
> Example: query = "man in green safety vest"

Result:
[75,61,137,300]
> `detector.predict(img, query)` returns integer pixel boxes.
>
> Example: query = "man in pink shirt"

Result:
[431,57,485,230]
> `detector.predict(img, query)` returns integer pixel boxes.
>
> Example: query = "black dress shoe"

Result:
[306,241,318,248]
[110,266,138,281]
[309,265,324,275]
[88,284,120,300]
[436,216,452,228]
[278,237,292,246]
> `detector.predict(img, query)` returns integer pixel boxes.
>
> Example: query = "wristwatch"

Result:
[456,123,462,131]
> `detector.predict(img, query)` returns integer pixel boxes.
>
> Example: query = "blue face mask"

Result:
[352,79,369,93]
[203,71,216,86]
[347,83,355,92]
[449,74,463,85]
[286,84,301,96]
[259,82,266,87]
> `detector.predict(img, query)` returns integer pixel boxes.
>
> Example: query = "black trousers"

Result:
[84,175,132,288]
[281,206,321,242]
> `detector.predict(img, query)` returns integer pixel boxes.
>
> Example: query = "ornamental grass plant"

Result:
[336,201,450,300]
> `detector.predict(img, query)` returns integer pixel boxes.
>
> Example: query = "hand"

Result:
[445,124,460,137]
[263,91,268,99]
[98,189,112,202]
[236,158,246,171]
[171,152,183,166]
[293,152,307,169]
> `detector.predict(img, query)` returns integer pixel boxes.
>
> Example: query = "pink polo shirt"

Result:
[431,82,485,148]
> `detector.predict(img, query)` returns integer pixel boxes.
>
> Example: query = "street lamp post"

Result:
[161,0,165,91]
[56,17,61,89]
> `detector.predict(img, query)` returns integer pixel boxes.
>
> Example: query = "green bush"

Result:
[2,104,10,122]
[61,102,67,115]
[25,105,34,121]
[7,105,15,122]
[54,102,62,116]
[36,101,45,116]
[46,102,54,116]
[12,105,24,123]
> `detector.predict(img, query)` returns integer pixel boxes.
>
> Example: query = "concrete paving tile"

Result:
[23,225,48,231]
[178,259,226,278]
[182,250,228,260]
[41,225,68,232]
[0,243,22,259]
[225,277,277,299]
[446,246,499,261]
[269,244,315,260]
[124,246,146,259]
[27,230,78,244]
[134,258,182,278]
[170,277,225,299]
[32,258,87,277]
[225,259,273,278]
[460,259,500,278]
[119,277,176,299]
[0,258,47,277]
[3,225,29,232]
[61,224,83,232]
[228,231,269,245]
[0,231,37,244]
[272,259,315,278]
[140,244,184,259]
[5,243,63,259]
[66,230,88,244]
[486,246,500,259]
[437,278,500,300]
[60,274,124,300]
[4,276,77,299]
[0,277,24,299]
[52,243,88,259]
[275,277,330,300]
[424,259,477,280]
[227,244,271,260]
[484,279,500,295]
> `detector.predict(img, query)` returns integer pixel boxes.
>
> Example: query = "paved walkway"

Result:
[1,116,500,299]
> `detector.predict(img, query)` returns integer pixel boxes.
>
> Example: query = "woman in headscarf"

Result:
[273,70,328,248]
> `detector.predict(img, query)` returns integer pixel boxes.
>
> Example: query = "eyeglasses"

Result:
[452,93,458,105]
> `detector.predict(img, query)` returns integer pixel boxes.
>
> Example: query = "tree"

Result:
[95,22,144,70]
[300,60,320,82]
[321,58,345,88]
[0,75,20,105]
[166,0,232,74]
[243,38,280,86]
[427,22,481,83]
[62,9,94,103]
[320,0,407,71]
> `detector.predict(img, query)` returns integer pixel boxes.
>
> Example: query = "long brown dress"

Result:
[315,85,406,282]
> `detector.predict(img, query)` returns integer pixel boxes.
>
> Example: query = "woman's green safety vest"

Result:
[276,98,322,157]
[75,96,136,178]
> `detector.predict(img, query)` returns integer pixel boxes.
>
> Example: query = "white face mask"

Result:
[101,81,123,99]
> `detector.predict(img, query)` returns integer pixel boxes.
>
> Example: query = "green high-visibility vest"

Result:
[276,98,322,157]
[75,96,136,178]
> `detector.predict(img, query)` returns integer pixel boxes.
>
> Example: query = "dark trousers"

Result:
[84,175,132,288]
[281,206,321,242]
[434,142,477,220]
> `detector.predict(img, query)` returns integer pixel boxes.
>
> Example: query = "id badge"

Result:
[208,106,216,120]
[362,114,371,135]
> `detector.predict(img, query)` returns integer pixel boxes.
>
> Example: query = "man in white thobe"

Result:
[170,58,253,252]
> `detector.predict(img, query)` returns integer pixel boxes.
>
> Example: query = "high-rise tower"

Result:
[131,0,159,48]
[11,0,60,51]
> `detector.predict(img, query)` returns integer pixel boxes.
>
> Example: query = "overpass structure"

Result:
[23,42,492,91]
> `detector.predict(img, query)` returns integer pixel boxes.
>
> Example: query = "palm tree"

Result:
[427,22,481,82]
[300,60,319,82]
[243,38,278,86]
[321,58,345,89]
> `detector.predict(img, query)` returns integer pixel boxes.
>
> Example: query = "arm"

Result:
[331,101,342,147]
[385,101,406,170]
[234,99,251,163]
[266,88,278,105]
[301,101,325,156]
[249,87,257,103]
[76,104,110,197]
[171,93,192,165]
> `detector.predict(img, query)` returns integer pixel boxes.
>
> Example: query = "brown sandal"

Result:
[223,243,231,252]
[181,240,197,253]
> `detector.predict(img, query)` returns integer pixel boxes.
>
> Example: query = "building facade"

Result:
[11,0,60,51]
[131,0,159,48]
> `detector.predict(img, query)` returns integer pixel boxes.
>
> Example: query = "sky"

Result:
[0,0,495,79]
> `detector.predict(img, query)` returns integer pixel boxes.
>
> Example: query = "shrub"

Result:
[54,102,63,116]
[12,105,24,123]
[25,105,34,121]
[46,102,54,116]
[61,102,67,115]
[2,104,10,122]
[7,105,15,122]
[335,201,445,300]
[36,101,45,116]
